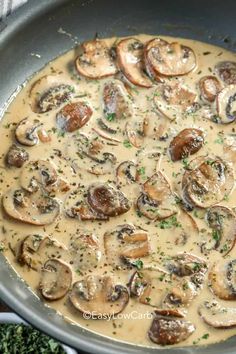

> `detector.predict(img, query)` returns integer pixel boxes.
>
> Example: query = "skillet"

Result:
[0,0,236,353]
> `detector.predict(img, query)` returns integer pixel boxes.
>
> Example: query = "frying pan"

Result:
[0,0,236,353]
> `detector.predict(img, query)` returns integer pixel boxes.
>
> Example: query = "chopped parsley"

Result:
[106,113,116,122]
[212,229,221,242]
[157,216,181,229]
[182,158,190,170]
[133,259,143,270]
[123,139,132,148]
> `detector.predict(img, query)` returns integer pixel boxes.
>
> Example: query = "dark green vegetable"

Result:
[0,324,66,354]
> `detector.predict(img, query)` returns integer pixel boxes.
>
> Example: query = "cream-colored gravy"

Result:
[1,34,236,348]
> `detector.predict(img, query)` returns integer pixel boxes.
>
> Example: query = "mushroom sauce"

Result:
[1,34,236,348]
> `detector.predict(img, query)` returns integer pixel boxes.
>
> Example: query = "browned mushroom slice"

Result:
[30,75,74,113]
[3,189,60,225]
[169,128,204,162]
[103,80,133,120]
[70,275,129,317]
[6,144,29,168]
[87,183,131,217]
[182,156,234,208]
[15,118,42,146]
[19,234,68,270]
[208,259,236,300]
[66,133,116,175]
[20,160,58,193]
[199,76,221,102]
[144,38,196,79]
[148,313,195,345]
[116,161,137,186]
[75,39,117,79]
[116,38,152,88]
[39,259,72,301]
[137,172,177,220]
[69,231,101,272]
[153,82,197,121]
[204,206,236,256]
[216,85,236,123]
[65,189,108,221]
[199,300,236,328]
[104,224,150,268]
[215,61,236,85]
[56,102,93,132]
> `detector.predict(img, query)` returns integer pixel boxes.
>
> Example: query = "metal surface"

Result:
[0,0,236,353]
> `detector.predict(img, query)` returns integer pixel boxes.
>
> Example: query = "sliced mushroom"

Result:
[203,206,236,256]
[125,118,144,148]
[30,75,74,113]
[18,234,68,270]
[169,128,204,161]
[87,183,131,217]
[208,259,236,300]
[6,144,29,168]
[116,161,137,186]
[3,189,60,225]
[136,150,161,181]
[66,133,116,175]
[116,38,152,88]
[137,172,177,220]
[163,253,207,308]
[75,39,117,79]
[153,82,197,121]
[148,313,195,345]
[69,231,101,272]
[199,76,221,102]
[129,269,170,306]
[65,189,109,221]
[104,224,150,268]
[144,38,196,79]
[199,300,236,328]
[103,80,133,120]
[70,275,129,317]
[56,102,93,132]
[39,259,72,300]
[182,156,234,208]
[15,118,42,146]
[215,61,236,85]
[20,160,58,193]
[216,85,236,123]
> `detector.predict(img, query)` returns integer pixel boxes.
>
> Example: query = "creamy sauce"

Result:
[1,34,236,348]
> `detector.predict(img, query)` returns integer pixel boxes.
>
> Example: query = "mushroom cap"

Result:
[104,224,150,268]
[116,37,152,88]
[70,275,129,317]
[148,314,195,345]
[215,61,236,85]
[199,300,236,328]
[29,75,74,113]
[40,259,72,301]
[144,38,196,78]
[87,183,131,217]
[75,39,117,79]
[137,172,177,221]
[56,101,93,132]
[153,82,197,121]
[15,118,41,146]
[199,75,221,102]
[6,144,29,168]
[103,79,133,120]
[216,85,236,124]
[182,156,234,208]
[3,189,60,225]
[208,259,236,300]
[20,160,58,193]
[169,128,204,162]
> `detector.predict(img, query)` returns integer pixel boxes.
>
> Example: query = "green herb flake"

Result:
[106,113,116,122]
[212,229,221,242]
[202,333,209,340]
[123,139,132,148]
[157,216,181,229]
[133,259,143,270]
